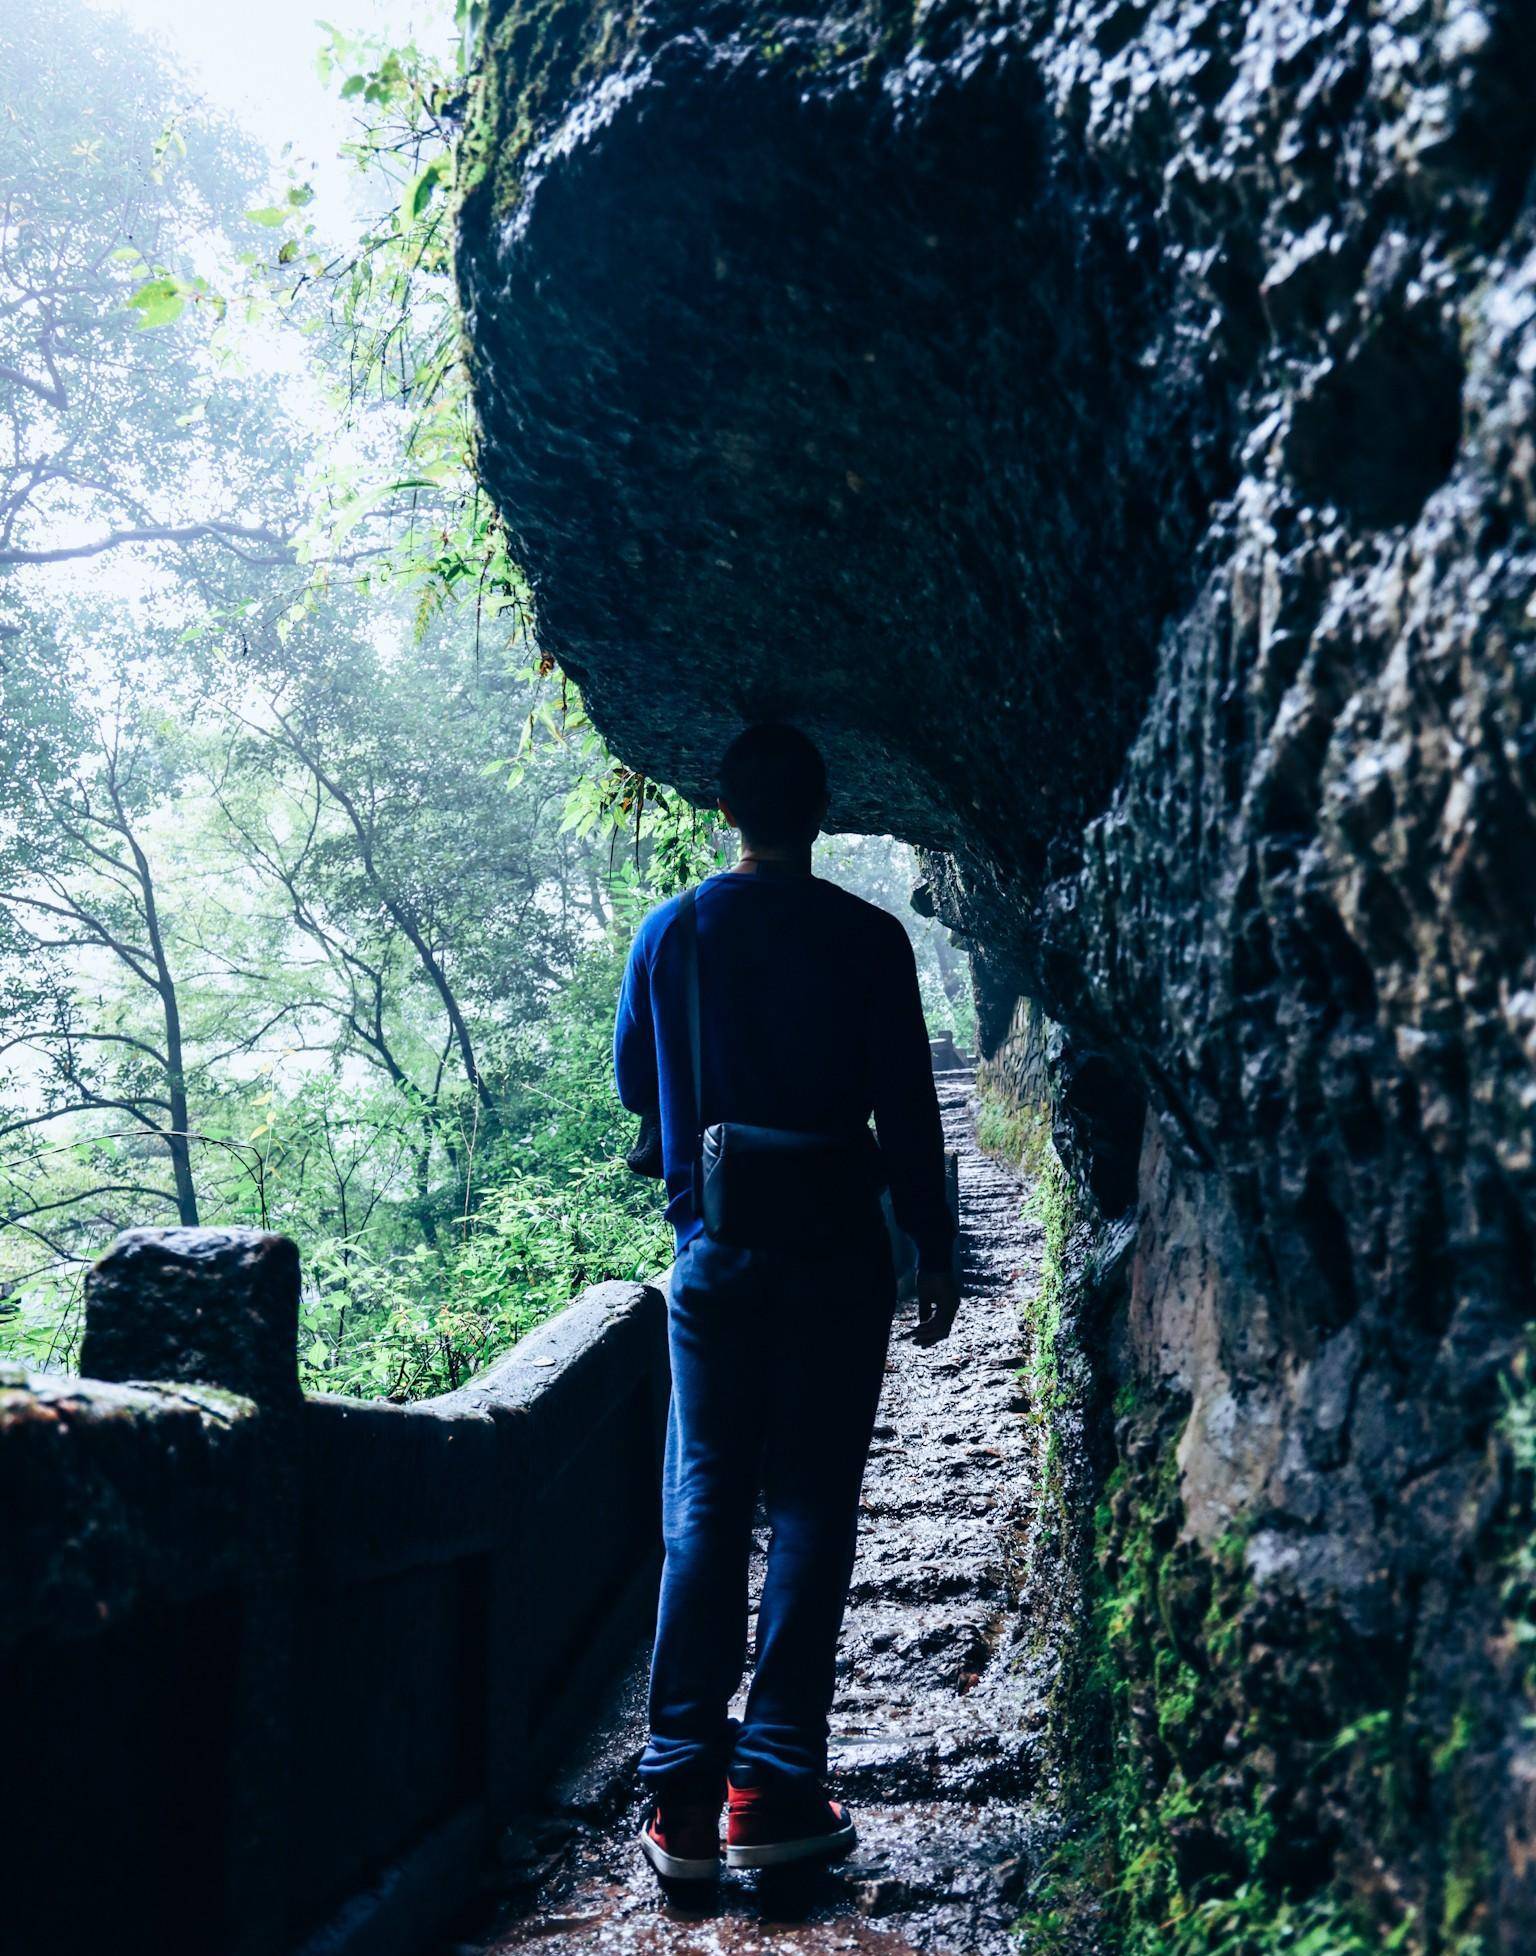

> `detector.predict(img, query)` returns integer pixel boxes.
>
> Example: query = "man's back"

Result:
[614,866,953,1270]
[621,725,961,1875]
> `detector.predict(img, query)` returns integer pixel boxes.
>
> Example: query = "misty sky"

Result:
[87,0,454,225]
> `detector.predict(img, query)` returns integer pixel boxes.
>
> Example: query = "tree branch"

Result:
[0,518,298,567]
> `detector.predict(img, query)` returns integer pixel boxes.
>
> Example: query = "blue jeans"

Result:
[640,1221,896,1789]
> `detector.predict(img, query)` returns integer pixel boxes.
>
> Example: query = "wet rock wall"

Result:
[458,1,1536,1944]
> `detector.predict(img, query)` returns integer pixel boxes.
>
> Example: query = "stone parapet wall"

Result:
[0,1228,668,1956]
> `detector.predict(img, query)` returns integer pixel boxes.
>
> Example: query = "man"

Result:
[614,722,961,1882]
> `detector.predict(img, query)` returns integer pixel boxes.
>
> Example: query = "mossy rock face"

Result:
[1081,1389,1530,1955]
[460,1,1536,1946]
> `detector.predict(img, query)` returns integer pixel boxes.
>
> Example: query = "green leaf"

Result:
[128,276,186,327]
[245,206,289,229]
[305,1340,329,1368]
[278,239,298,264]
[402,154,448,225]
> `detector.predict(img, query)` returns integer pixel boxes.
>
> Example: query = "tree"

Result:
[0,0,829,1398]
[0,641,300,1253]
[814,832,976,1046]
[0,1,297,574]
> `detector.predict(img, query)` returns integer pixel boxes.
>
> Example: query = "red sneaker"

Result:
[638,1788,724,1882]
[724,1777,857,1869]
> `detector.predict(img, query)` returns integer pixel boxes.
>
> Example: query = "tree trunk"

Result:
[110,771,200,1225]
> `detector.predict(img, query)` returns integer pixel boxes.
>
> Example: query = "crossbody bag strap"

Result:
[679,885,703,1136]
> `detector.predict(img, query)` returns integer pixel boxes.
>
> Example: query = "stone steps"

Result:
[457,1073,1053,1956]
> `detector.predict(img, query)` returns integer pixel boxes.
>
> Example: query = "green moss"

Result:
[462,0,929,243]
[158,1382,259,1421]
[978,1078,1080,1543]
[1429,1708,1473,1778]
[460,0,650,237]
[1031,1398,1424,1956]
[977,1084,1497,1956]
[1155,1657,1202,1746]
[975,1077,1055,1181]
[1024,1146,1070,1422]
[1149,1882,1409,1956]
[1496,1339,1536,1695]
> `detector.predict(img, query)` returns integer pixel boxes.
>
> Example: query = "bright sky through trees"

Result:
[86,0,454,236]
[1,0,973,1398]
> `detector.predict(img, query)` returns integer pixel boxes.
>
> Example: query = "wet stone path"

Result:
[454,1069,1056,1956]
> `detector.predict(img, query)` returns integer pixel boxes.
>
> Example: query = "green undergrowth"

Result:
[1022,1136,1072,1479]
[1496,1337,1536,1696]
[975,1077,1075,1506]
[975,1082,1055,1183]
[973,1077,1470,1956]
[1018,1417,1415,1956]
[1022,1389,1500,1956]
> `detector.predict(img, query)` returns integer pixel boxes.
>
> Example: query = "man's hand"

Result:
[913,1271,961,1347]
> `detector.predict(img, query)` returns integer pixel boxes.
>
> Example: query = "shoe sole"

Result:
[725,1816,857,1870]
[638,1825,722,1883]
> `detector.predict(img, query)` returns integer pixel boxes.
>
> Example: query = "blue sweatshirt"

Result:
[613,869,956,1271]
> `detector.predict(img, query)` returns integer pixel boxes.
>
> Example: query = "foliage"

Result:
[291,939,672,1399]
[974,1075,1426,1956]
[1019,1409,1411,1956]
[0,0,968,1407]
[976,1078,1075,1475]
[0,2,276,575]
[278,16,519,635]
[1496,1339,1536,1691]
[0,0,609,1383]
[975,1078,1069,1439]
[1021,1135,1072,1437]
[974,1081,1054,1181]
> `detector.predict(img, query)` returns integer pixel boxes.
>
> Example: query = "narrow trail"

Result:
[454,1069,1057,1956]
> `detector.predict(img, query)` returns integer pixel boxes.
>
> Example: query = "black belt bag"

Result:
[699,1120,877,1249]
[681,886,879,1251]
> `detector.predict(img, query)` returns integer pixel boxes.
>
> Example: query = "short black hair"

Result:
[718,723,828,847]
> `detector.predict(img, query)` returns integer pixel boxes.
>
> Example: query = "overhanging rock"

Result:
[460,6,1536,1932]
[457,6,1223,866]
[459,0,1536,1331]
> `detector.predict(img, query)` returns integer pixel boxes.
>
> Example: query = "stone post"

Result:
[81,1226,301,1406]
[82,1226,302,1956]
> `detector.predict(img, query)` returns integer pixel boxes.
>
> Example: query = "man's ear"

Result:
[718,797,739,830]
